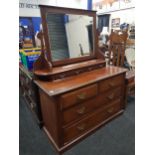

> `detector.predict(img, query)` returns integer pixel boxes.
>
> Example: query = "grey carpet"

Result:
[19,95,135,155]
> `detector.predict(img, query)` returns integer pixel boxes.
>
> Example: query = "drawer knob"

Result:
[77,124,85,131]
[107,107,114,113]
[77,106,86,114]
[109,82,114,87]
[77,93,86,100]
[107,94,114,100]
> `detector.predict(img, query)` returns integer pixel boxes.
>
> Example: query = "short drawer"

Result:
[63,98,122,143]
[62,87,122,125]
[99,74,124,93]
[60,84,98,109]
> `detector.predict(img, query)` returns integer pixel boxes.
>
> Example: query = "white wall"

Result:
[56,0,87,10]
[65,15,92,58]
[19,0,58,17]
[19,0,40,17]
[19,0,88,17]
[109,8,135,31]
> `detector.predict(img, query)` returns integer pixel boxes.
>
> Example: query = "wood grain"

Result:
[34,66,127,96]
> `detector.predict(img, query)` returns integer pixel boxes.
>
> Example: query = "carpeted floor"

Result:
[19,95,135,155]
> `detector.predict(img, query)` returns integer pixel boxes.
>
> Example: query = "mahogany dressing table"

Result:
[31,5,127,154]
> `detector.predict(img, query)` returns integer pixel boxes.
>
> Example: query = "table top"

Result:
[34,66,127,96]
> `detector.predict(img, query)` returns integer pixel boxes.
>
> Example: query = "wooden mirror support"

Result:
[33,5,105,81]
[33,31,53,80]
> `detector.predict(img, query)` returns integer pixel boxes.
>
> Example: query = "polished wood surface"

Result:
[99,74,124,93]
[34,59,105,75]
[62,87,122,125]
[63,99,122,143]
[43,109,124,154]
[36,65,126,153]
[39,89,61,146]
[60,84,98,110]
[34,66,127,96]
[34,59,106,81]
[33,31,52,72]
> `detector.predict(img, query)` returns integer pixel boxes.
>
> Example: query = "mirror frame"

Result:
[39,5,99,67]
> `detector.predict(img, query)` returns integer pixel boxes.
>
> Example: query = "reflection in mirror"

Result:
[46,13,94,61]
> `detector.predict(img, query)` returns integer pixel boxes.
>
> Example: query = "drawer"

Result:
[60,84,98,109]
[99,74,124,93]
[62,87,122,125]
[53,72,75,80]
[63,98,122,143]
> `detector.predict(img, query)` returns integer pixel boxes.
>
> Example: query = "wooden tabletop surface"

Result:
[34,66,127,96]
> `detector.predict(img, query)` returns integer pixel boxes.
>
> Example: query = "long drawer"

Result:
[60,84,98,110]
[62,87,122,125]
[63,98,122,143]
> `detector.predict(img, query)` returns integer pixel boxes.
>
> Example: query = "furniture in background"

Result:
[126,39,135,48]
[108,29,128,66]
[19,64,42,127]
[125,48,135,71]
[125,70,135,98]
[125,47,135,99]
[128,24,135,39]
[106,29,135,105]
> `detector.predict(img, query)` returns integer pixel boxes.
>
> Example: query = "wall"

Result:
[19,0,88,17]
[92,0,135,32]
[19,0,42,17]
[109,8,135,31]
[56,0,88,10]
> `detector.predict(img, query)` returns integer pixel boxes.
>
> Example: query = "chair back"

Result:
[108,29,128,67]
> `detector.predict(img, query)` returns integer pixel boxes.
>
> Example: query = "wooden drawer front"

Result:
[63,98,121,143]
[60,84,98,109]
[99,74,124,93]
[62,87,122,125]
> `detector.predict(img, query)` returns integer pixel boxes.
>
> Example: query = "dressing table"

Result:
[32,5,127,154]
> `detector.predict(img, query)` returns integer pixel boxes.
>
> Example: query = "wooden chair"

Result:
[108,29,128,66]
[107,29,135,106]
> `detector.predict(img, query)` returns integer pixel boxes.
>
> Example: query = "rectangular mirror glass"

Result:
[46,13,94,61]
